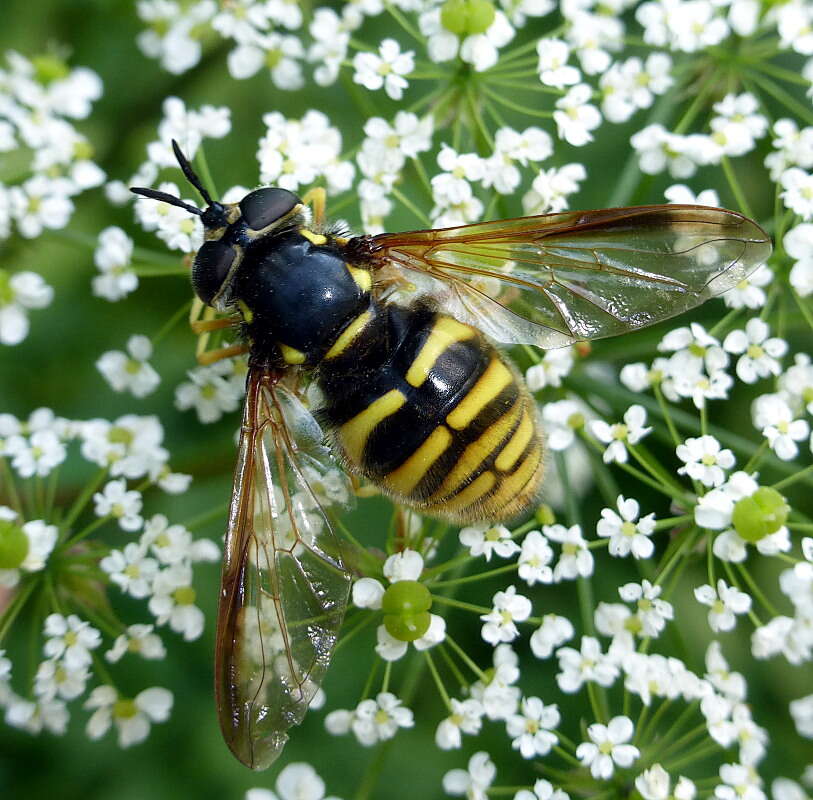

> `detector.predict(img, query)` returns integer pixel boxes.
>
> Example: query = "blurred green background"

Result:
[1,1,810,798]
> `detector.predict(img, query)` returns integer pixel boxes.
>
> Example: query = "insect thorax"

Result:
[231,229,372,368]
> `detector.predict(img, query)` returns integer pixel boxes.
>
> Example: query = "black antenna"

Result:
[129,186,203,216]
[171,139,214,207]
[130,139,216,214]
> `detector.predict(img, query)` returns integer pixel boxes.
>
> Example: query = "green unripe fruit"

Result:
[0,519,28,569]
[731,487,789,543]
[381,580,431,615]
[535,504,555,526]
[32,54,69,84]
[440,0,496,35]
[384,611,432,642]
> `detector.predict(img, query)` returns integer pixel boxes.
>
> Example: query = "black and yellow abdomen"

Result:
[317,303,544,524]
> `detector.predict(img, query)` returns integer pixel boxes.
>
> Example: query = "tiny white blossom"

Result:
[530,614,574,659]
[43,614,101,669]
[481,585,532,645]
[590,405,652,464]
[442,751,496,799]
[554,84,602,147]
[93,479,143,532]
[723,319,787,383]
[576,716,640,778]
[544,523,594,580]
[435,698,484,750]
[0,270,54,345]
[97,335,160,397]
[353,39,414,100]
[695,579,752,632]
[85,685,173,747]
[506,696,560,758]
[676,435,736,487]
[597,496,656,559]
[459,523,520,561]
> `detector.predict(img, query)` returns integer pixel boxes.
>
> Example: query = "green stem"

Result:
[424,649,452,711]
[430,562,518,589]
[720,155,755,219]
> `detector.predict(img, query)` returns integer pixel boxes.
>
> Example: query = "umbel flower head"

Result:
[2,0,813,796]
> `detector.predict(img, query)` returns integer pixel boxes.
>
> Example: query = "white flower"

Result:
[93,479,143,532]
[85,685,173,747]
[43,614,101,669]
[175,364,243,423]
[618,580,674,637]
[97,334,160,397]
[469,645,521,720]
[785,223,813,296]
[789,694,813,738]
[695,579,752,632]
[537,39,580,89]
[541,398,585,452]
[148,563,205,640]
[781,168,813,220]
[518,531,554,585]
[676,435,736,487]
[0,270,54,345]
[4,429,66,478]
[514,780,571,800]
[481,585,531,645]
[576,716,640,778]
[506,697,560,758]
[336,692,414,746]
[525,347,574,391]
[105,625,166,663]
[92,226,137,301]
[442,751,496,799]
[251,763,335,800]
[544,523,594,580]
[705,641,746,701]
[557,636,619,692]
[530,614,574,659]
[636,764,697,800]
[435,698,484,750]
[8,174,74,238]
[33,659,89,701]
[353,39,414,100]
[554,84,601,147]
[590,405,652,464]
[752,393,809,460]
[100,543,159,599]
[597,496,656,559]
[459,523,520,561]
[723,318,787,383]
[522,163,586,214]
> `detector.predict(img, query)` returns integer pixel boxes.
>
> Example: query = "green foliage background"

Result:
[0,2,810,799]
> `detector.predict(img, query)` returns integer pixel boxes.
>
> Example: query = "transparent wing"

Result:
[215,369,351,770]
[367,205,772,348]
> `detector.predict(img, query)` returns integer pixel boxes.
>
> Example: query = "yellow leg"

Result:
[301,186,327,229]
[197,343,249,366]
[190,317,238,334]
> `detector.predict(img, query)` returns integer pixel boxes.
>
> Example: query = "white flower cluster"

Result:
[0,51,104,242]
[101,513,219,640]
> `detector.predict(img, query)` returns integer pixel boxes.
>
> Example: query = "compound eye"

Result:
[192,240,236,305]
[239,187,299,231]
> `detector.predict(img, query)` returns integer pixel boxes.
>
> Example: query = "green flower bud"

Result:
[32,54,69,85]
[440,0,496,35]
[0,519,28,569]
[535,504,555,525]
[383,611,431,642]
[731,487,789,543]
[381,580,431,615]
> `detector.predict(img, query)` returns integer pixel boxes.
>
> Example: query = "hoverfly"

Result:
[132,141,771,770]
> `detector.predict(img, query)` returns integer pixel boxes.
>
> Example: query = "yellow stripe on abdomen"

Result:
[446,357,513,430]
[428,398,522,502]
[405,318,476,388]
[339,389,406,465]
[382,425,452,495]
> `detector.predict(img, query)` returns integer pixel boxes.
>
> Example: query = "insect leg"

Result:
[197,343,250,366]
[301,187,327,229]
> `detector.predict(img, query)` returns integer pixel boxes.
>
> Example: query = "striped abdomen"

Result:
[317,302,544,524]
